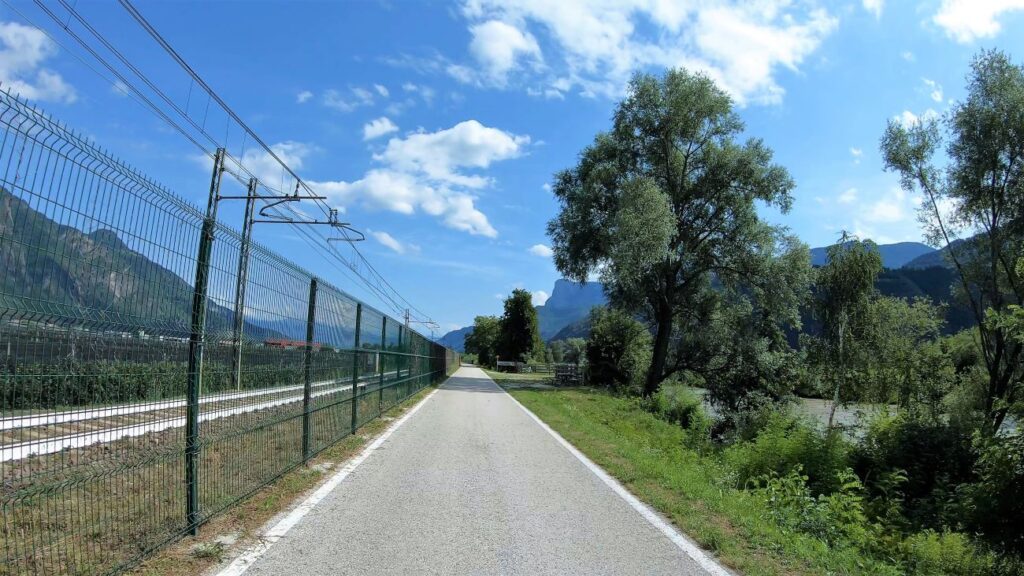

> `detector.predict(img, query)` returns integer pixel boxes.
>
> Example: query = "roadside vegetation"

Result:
[504,50,1024,575]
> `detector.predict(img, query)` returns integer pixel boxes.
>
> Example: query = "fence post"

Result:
[231,176,258,391]
[302,277,318,462]
[397,324,403,387]
[186,147,224,536]
[350,303,362,435]
[379,316,386,413]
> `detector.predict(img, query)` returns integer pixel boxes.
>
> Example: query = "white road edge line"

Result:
[501,383,733,576]
[214,388,439,576]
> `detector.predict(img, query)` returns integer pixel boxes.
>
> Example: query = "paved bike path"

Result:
[236,366,726,575]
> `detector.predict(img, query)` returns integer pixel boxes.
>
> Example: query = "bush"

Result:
[851,414,976,531]
[585,307,651,394]
[751,466,875,549]
[900,531,1024,576]
[960,433,1024,554]
[726,412,850,495]
[647,384,712,450]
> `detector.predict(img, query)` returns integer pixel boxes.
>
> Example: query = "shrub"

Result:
[585,307,651,394]
[648,384,712,450]
[899,531,1024,576]
[960,432,1024,554]
[751,466,874,548]
[726,411,850,495]
[851,414,976,531]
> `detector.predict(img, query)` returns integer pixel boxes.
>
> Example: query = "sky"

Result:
[1,0,1023,337]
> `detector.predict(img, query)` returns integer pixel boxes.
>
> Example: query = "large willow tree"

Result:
[548,69,808,397]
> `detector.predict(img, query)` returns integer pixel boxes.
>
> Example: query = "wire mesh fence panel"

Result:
[0,90,458,576]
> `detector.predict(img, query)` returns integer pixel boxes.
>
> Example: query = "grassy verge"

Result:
[483,369,553,388]
[128,385,436,576]
[506,387,899,576]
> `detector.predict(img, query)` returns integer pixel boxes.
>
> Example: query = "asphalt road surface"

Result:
[237,367,727,575]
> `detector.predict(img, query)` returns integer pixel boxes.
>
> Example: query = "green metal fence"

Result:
[0,90,459,575]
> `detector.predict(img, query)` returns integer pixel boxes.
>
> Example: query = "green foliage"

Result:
[0,359,305,409]
[851,414,977,531]
[647,384,711,450]
[751,466,874,549]
[585,307,651,393]
[547,68,801,396]
[881,49,1024,436]
[863,297,955,417]
[805,233,884,427]
[548,337,586,365]
[961,433,1024,553]
[726,412,851,496]
[900,531,1024,576]
[464,315,500,367]
[498,289,544,363]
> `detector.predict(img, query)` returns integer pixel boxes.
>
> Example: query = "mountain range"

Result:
[0,187,282,341]
[440,240,968,351]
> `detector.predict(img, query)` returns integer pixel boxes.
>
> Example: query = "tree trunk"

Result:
[643,302,672,397]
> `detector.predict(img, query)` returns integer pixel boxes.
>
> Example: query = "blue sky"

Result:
[2,1,1024,336]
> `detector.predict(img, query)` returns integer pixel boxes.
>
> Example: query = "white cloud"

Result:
[838,188,858,204]
[933,0,1024,43]
[866,188,907,223]
[373,120,528,188]
[455,1,837,106]
[922,78,943,102]
[402,82,436,104]
[465,20,542,86]
[894,108,939,128]
[313,120,529,238]
[901,51,915,62]
[373,84,389,98]
[323,87,377,112]
[528,243,553,257]
[850,147,862,164]
[369,230,417,254]
[532,290,550,306]
[542,182,552,192]
[862,0,884,19]
[296,90,313,104]
[0,21,76,103]
[363,117,399,140]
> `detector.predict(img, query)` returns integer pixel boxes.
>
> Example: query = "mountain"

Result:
[535,279,607,340]
[810,241,936,269]
[438,325,472,352]
[437,279,608,348]
[0,187,281,341]
[902,239,970,269]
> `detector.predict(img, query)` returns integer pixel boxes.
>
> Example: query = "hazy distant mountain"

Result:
[535,280,606,340]
[902,239,969,269]
[438,325,473,352]
[0,187,281,341]
[438,279,608,348]
[810,241,936,269]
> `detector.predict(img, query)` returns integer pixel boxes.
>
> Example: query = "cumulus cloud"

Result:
[862,0,884,19]
[933,0,1024,43]
[0,21,76,103]
[313,120,529,238]
[296,90,313,104]
[453,1,837,105]
[464,20,542,86]
[532,290,549,306]
[363,117,399,140]
[528,243,553,257]
[838,188,858,204]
